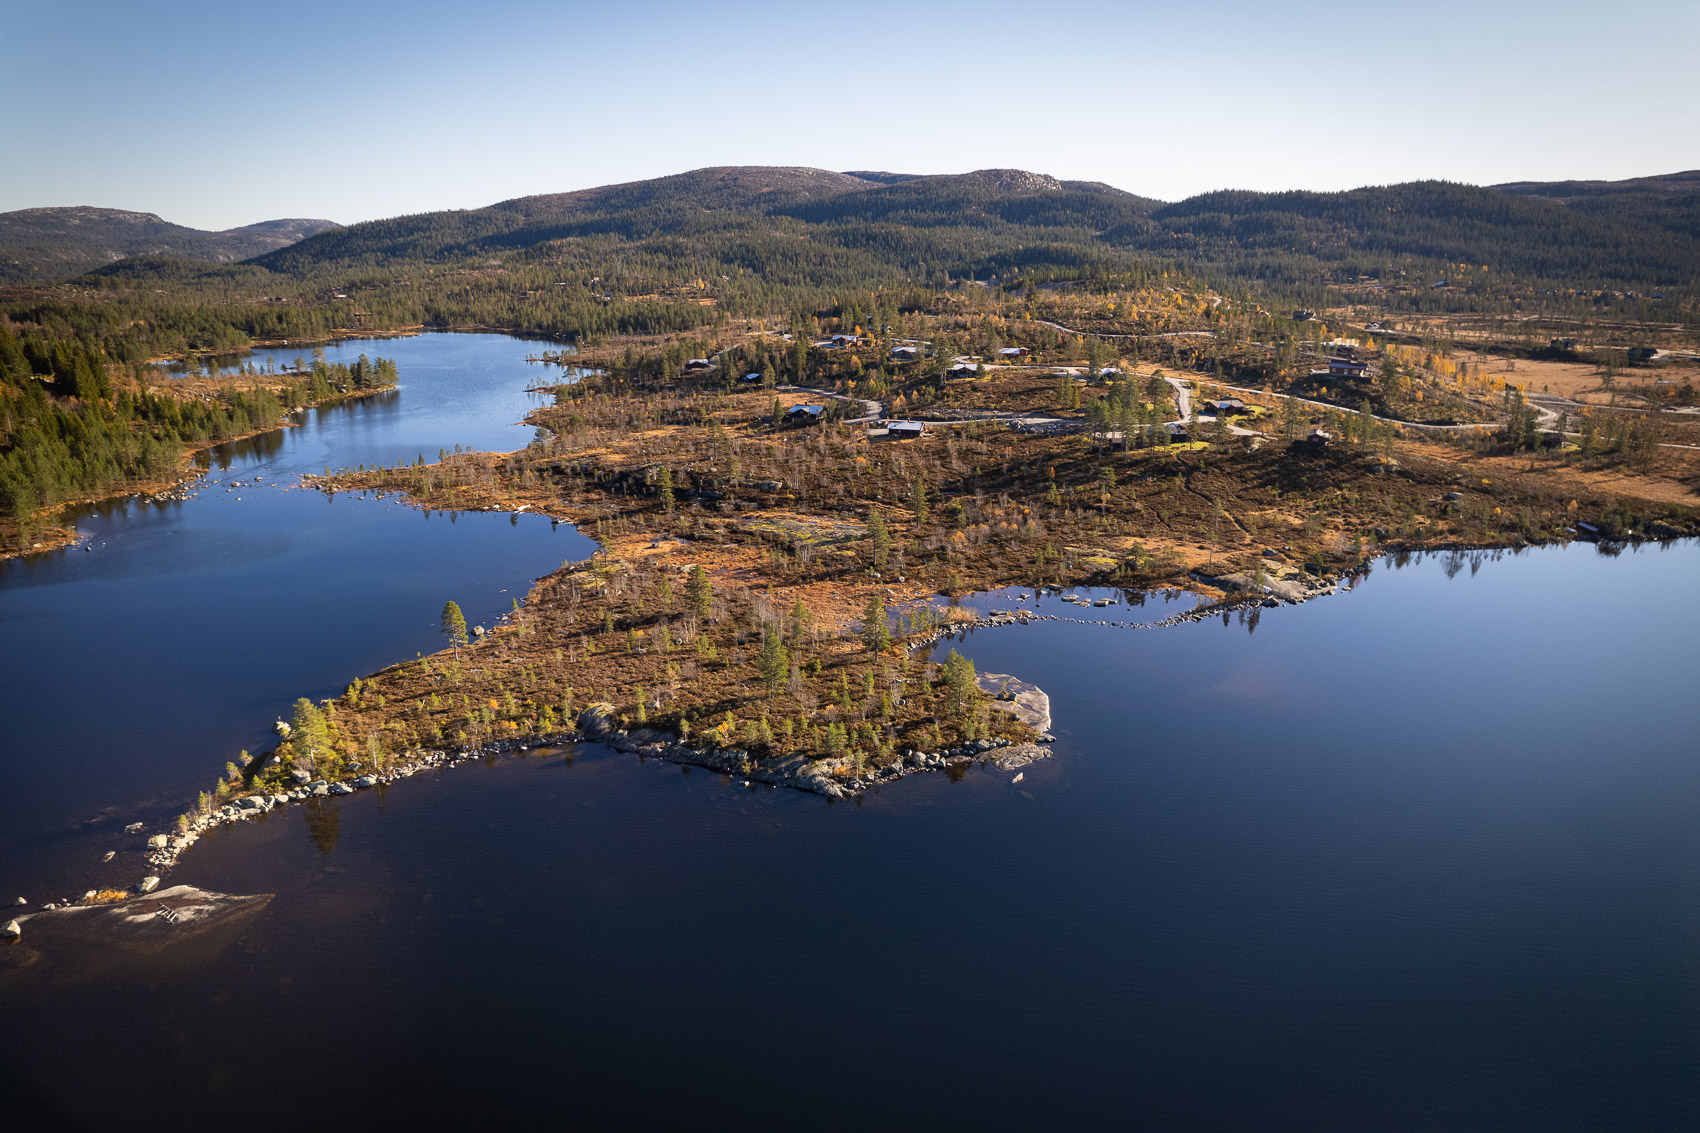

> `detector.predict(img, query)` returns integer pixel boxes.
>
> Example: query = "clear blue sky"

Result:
[3,0,1695,230]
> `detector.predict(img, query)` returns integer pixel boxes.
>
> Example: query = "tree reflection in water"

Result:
[304,799,341,855]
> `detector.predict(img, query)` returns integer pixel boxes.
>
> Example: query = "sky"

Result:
[3,0,1697,230]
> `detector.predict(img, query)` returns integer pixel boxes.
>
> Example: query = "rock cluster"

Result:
[573,703,1050,798]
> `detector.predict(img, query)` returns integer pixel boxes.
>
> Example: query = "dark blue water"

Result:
[0,334,594,899]
[6,533,1697,1130]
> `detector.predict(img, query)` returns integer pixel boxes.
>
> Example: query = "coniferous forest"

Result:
[0,321,395,548]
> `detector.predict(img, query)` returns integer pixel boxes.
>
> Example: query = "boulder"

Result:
[354,775,377,789]
[146,834,168,850]
[328,783,353,796]
[289,768,311,785]
[138,877,160,894]
[576,703,620,741]
[311,784,329,797]
[2,919,19,940]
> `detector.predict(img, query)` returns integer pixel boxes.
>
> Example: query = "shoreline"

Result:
[21,528,1699,921]
[0,384,395,564]
[25,677,1057,916]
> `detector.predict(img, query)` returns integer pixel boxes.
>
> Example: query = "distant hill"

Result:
[1492,170,1700,201]
[242,165,1697,292]
[1492,170,1700,244]
[0,207,339,283]
[1143,178,1700,287]
[51,167,1700,301]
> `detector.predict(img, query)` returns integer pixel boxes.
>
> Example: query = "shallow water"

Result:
[0,333,595,899]
[5,533,1697,1130]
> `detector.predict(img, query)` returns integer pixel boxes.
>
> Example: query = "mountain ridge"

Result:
[16,166,1699,293]
[0,206,339,283]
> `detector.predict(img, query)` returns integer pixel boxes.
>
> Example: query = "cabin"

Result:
[1549,337,1576,351]
[1098,366,1122,377]
[997,346,1027,357]
[1305,427,1334,447]
[829,333,861,348]
[890,345,920,361]
[1166,422,1190,442]
[1326,357,1368,378]
[1293,309,1316,321]
[946,363,979,379]
[1203,398,1248,416]
[740,371,764,383]
[785,404,825,424]
[886,420,927,440]
[1628,346,1658,362]
[683,358,714,372]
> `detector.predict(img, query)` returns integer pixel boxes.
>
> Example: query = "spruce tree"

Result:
[868,508,890,568]
[861,593,890,654]
[687,563,712,619]
[757,625,789,698]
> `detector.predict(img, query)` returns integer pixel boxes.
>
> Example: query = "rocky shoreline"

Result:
[15,565,1421,922]
[13,685,1056,925]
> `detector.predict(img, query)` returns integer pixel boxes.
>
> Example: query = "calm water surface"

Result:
[2,331,1697,1129]
[0,334,594,899]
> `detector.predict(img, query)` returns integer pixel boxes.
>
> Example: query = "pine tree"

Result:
[291,697,331,766]
[940,649,979,719]
[441,601,468,656]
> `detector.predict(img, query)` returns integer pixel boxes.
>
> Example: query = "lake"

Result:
[0,333,595,900]
[3,333,1698,1130]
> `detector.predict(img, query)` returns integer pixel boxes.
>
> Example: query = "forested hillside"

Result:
[234,165,1700,299]
[0,207,339,283]
[4,167,1696,363]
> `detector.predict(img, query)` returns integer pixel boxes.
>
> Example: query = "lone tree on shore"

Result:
[441,600,468,657]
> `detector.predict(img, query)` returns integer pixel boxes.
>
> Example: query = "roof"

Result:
[997,347,1026,355]
[787,404,825,415]
[887,420,926,431]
